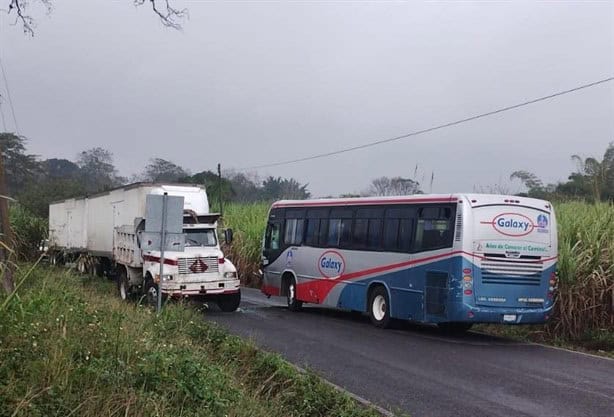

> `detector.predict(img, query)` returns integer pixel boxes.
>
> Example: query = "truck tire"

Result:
[117,267,130,301]
[217,291,241,312]
[143,278,166,308]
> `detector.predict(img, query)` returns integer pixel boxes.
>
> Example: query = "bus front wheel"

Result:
[368,286,391,328]
[285,276,303,311]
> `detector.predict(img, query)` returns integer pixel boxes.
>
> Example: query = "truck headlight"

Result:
[224,272,237,279]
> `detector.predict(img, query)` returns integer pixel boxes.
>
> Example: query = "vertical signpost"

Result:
[141,193,185,314]
[157,193,168,313]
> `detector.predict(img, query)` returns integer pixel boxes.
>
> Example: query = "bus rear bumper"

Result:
[453,305,554,324]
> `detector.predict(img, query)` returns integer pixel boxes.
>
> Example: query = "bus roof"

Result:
[271,194,552,210]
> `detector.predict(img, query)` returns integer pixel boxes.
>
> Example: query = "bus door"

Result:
[262,210,284,291]
[412,205,456,323]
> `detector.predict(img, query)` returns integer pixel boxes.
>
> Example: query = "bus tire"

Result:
[217,291,241,312]
[368,286,391,328]
[285,275,303,311]
[117,267,130,301]
[438,322,473,335]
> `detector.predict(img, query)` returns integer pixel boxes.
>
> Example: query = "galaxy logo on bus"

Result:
[481,213,535,237]
[318,250,345,278]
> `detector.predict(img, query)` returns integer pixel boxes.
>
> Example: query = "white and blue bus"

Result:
[261,194,558,331]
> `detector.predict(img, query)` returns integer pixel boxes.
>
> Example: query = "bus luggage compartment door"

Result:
[425,271,449,319]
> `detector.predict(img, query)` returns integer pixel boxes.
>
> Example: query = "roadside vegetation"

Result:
[0,265,382,417]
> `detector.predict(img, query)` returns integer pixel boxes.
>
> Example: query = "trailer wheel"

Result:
[117,267,130,301]
[217,291,241,312]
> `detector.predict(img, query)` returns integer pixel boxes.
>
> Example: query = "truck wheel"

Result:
[117,268,130,301]
[143,279,165,308]
[368,286,391,328]
[217,291,241,312]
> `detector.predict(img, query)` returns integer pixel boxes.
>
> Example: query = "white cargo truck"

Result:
[48,183,241,311]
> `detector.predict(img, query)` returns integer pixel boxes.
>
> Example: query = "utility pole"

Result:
[0,145,15,294]
[217,163,223,218]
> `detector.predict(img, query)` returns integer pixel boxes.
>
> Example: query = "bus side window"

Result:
[266,223,281,250]
[413,206,454,252]
[284,218,304,246]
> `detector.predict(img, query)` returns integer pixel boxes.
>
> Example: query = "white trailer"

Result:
[49,183,241,311]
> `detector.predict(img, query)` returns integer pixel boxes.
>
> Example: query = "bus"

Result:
[260,194,558,332]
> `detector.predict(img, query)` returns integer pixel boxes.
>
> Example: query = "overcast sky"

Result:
[1,0,613,197]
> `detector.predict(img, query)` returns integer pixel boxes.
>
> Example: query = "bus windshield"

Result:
[184,228,217,247]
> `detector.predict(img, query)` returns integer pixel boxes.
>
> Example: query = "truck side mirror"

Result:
[224,228,234,245]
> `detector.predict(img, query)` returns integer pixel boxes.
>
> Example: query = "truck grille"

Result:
[177,257,219,275]
[480,255,542,286]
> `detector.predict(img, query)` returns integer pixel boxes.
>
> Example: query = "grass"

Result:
[221,202,270,287]
[0,265,384,417]
[220,200,614,349]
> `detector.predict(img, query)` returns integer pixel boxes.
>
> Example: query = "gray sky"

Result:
[1,0,613,197]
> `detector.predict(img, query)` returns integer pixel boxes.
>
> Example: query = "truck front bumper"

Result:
[161,279,240,296]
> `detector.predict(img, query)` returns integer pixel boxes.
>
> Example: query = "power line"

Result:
[238,76,614,171]
[0,56,20,134]
[0,98,7,132]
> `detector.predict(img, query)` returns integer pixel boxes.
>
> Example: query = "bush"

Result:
[8,204,47,260]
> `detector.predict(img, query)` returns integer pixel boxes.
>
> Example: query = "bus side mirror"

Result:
[224,228,234,245]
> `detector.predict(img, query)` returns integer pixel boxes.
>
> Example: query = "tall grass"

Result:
[8,204,47,261]
[0,266,381,417]
[552,202,613,338]
[222,201,614,342]
[221,202,269,287]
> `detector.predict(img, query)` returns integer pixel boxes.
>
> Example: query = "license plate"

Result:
[503,314,517,322]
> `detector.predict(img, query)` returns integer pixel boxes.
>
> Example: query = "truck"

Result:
[48,182,241,311]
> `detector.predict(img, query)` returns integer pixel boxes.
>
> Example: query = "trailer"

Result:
[49,183,241,311]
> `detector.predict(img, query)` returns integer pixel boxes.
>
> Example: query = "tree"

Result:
[143,158,189,182]
[181,170,234,208]
[569,143,614,201]
[261,176,310,200]
[0,133,40,196]
[43,158,80,179]
[76,147,123,193]
[5,0,188,36]
[367,176,422,196]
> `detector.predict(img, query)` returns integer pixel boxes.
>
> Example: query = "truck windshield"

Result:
[184,229,217,247]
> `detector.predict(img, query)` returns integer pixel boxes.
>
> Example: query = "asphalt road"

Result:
[204,287,614,417]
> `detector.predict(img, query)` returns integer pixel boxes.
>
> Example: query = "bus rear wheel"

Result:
[285,276,303,311]
[369,286,391,328]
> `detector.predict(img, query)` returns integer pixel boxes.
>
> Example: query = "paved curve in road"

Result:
[204,288,614,417]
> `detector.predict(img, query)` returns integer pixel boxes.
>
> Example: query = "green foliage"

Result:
[222,202,270,286]
[8,205,47,260]
[0,267,382,417]
[0,133,40,195]
[551,202,614,338]
[76,147,124,193]
[143,158,189,182]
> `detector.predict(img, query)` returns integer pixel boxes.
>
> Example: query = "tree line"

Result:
[510,142,614,202]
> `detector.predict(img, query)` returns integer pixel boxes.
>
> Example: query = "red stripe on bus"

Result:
[294,251,557,303]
